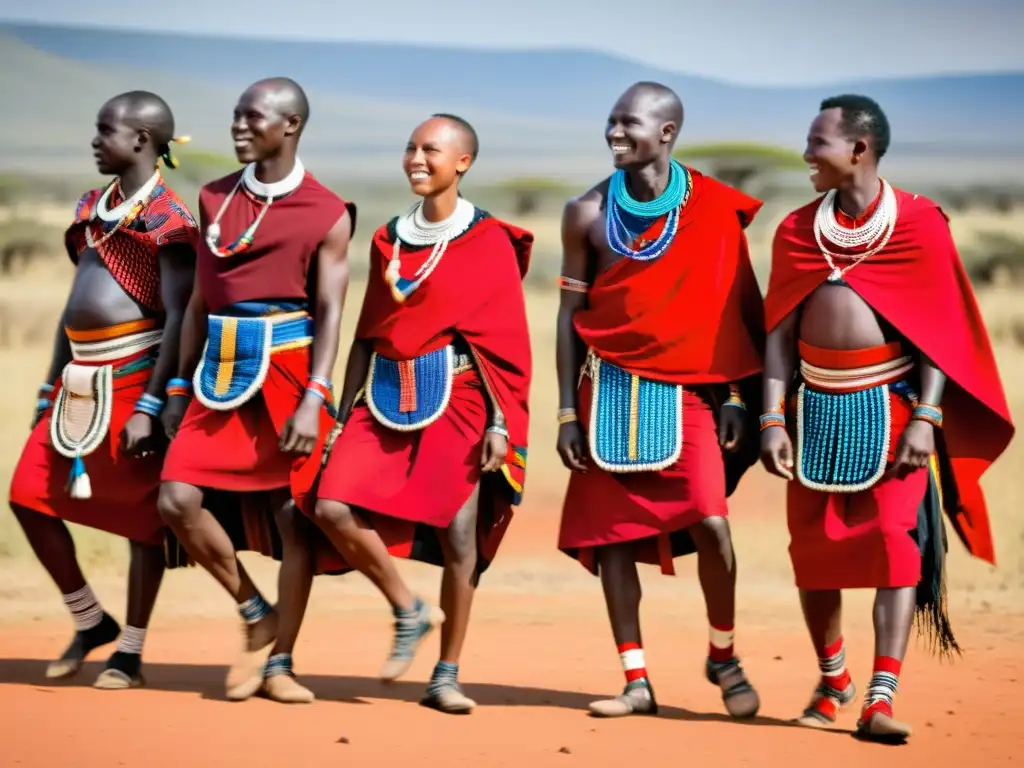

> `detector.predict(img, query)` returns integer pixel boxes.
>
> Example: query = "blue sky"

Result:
[4,0,1022,85]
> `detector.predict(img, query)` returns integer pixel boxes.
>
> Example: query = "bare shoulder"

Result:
[562,178,609,231]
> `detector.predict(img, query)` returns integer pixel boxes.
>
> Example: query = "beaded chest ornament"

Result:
[813,179,898,282]
[386,197,476,302]
[205,158,305,258]
[606,159,691,261]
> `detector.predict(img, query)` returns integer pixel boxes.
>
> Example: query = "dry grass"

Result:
[1,211,1023,617]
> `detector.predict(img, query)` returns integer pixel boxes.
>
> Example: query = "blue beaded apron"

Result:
[366,345,473,431]
[587,354,683,473]
[794,382,892,492]
[194,303,313,412]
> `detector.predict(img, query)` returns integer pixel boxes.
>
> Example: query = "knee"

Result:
[312,499,357,534]
[275,500,311,544]
[157,483,199,526]
[693,516,733,552]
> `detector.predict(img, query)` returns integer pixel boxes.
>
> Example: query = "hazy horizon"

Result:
[4,0,1023,86]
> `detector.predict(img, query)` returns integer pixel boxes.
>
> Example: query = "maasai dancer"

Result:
[8,91,196,689]
[311,114,531,714]
[555,82,766,719]
[158,78,354,703]
[761,95,1013,742]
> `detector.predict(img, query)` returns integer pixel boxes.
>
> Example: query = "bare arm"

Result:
[336,337,372,425]
[147,243,196,398]
[556,198,592,411]
[44,241,78,385]
[174,270,208,381]
[762,310,799,416]
[304,209,354,403]
[917,352,947,407]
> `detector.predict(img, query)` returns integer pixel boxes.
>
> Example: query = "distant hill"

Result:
[3,22,1024,185]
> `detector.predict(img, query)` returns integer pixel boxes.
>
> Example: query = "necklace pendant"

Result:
[827,267,843,282]
[207,223,221,244]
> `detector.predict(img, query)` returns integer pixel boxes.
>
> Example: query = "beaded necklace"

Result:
[386,197,476,303]
[606,159,691,261]
[814,178,898,282]
[85,170,163,250]
[205,158,305,258]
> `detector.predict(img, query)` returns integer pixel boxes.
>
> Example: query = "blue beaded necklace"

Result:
[606,159,691,261]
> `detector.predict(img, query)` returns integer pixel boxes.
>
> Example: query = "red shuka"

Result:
[558,170,767,574]
[161,171,352,516]
[765,187,1014,565]
[312,213,533,577]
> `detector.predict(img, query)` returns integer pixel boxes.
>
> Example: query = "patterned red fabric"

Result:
[65,177,199,312]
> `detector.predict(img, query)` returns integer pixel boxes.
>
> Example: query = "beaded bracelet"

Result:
[305,376,333,404]
[911,403,943,429]
[36,397,52,413]
[486,424,509,439]
[759,412,786,431]
[557,407,578,425]
[724,383,746,410]
[165,377,193,398]
[557,276,589,294]
[134,393,166,418]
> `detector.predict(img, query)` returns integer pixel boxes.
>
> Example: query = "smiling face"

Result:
[605,88,676,170]
[804,107,862,193]
[230,85,300,164]
[401,118,473,197]
[91,101,139,176]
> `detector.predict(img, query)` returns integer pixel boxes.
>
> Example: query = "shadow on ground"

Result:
[0,657,836,732]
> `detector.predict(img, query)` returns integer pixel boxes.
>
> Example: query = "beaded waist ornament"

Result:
[585,351,683,473]
[365,341,474,432]
[194,302,313,412]
[605,159,691,261]
[794,354,916,493]
[49,328,161,500]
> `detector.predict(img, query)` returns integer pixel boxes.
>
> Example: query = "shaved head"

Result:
[105,90,176,146]
[243,77,310,132]
[625,81,684,135]
[430,113,479,163]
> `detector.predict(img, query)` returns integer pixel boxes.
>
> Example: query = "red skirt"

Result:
[787,341,926,589]
[558,376,728,575]
[9,358,164,546]
[161,347,329,509]
[311,368,513,577]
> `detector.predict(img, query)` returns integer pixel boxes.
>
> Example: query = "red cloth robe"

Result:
[311,212,533,577]
[765,187,1014,575]
[557,170,766,574]
[10,183,198,552]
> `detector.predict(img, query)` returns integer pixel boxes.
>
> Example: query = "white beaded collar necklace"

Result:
[814,178,898,282]
[206,157,305,255]
[93,169,162,223]
[386,197,476,302]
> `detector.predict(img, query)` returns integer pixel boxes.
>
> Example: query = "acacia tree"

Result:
[673,142,806,194]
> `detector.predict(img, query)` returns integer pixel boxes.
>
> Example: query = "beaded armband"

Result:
[557,407,578,425]
[166,377,193,398]
[724,383,746,410]
[557,276,589,294]
[37,383,54,413]
[134,393,165,418]
[911,403,943,429]
[305,376,334,405]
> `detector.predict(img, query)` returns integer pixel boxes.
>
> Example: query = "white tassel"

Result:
[67,455,92,500]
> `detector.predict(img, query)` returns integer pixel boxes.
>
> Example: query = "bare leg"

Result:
[312,499,442,681]
[795,588,856,728]
[262,495,316,703]
[587,542,657,718]
[157,481,277,701]
[857,587,916,740]
[691,517,759,718]
[422,486,479,714]
[10,503,120,678]
[94,541,165,690]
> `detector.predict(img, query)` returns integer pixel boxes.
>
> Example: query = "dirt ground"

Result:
[2,276,1023,765]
